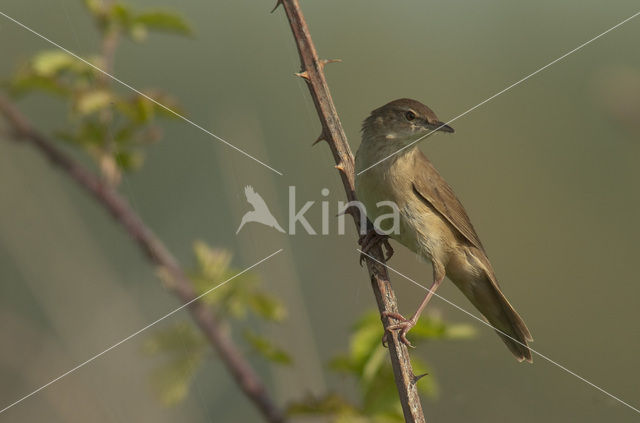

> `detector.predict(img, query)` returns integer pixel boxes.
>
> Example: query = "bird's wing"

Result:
[411,150,484,251]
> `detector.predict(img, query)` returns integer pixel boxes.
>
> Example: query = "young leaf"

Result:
[287,393,358,417]
[114,150,143,171]
[84,0,103,16]
[143,322,206,357]
[143,323,207,406]
[193,241,232,280]
[243,330,292,365]
[135,11,192,36]
[74,89,113,115]
[9,73,68,97]
[409,315,476,341]
[110,3,134,28]
[149,353,201,406]
[31,51,79,77]
[247,292,286,322]
[129,24,148,42]
[320,309,476,421]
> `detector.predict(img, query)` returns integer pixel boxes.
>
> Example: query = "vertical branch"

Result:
[0,96,286,423]
[96,0,120,184]
[273,1,426,422]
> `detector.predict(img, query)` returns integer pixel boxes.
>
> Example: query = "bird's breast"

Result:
[355,154,457,264]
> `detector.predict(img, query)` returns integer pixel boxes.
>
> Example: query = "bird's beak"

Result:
[434,121,454,133]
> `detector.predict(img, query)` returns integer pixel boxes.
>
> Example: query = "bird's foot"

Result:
[381,311,416,348]
[358,230,394,266]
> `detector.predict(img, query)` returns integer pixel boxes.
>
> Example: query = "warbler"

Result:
[355,98,532,362]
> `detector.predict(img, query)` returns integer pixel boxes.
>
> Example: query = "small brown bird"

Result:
[355,98,533,362]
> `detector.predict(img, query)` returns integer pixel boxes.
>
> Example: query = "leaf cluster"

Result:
[84,0,192,41]
[145,241,290,406]
[4,1,192,183]
[288,311,476,422]
[148,241,475,416]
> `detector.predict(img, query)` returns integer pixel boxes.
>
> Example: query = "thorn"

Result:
[295,70,310,81]
[334,163,350,178]
[319,58,342,69]
[312,132,325,146]
[413,373,429,383]
[270,0,283,13]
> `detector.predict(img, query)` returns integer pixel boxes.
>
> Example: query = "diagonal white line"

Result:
[358,249,640,415]
[0,11,284,176]
[0,249,283,415]
[357,10,640,175]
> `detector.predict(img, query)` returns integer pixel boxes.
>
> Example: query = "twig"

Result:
[274,1,426,422]
[97,14,121,185]
[98,0,118,81]
[0,95,286,423]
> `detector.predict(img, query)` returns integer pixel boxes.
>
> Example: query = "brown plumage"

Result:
[355,98,533,362]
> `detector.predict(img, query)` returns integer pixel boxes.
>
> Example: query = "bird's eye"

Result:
[405,111,416,121]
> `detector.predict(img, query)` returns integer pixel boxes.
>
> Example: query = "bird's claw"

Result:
[381,311,416,348]
[382,331,389,348]
[358,230,394,266]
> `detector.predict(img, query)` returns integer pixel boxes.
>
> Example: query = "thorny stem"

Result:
[273,1,427,422]
[0,95,286,423]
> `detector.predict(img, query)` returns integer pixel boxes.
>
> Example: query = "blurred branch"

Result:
[99,0,118,81]
[273,1,426,422]
[98,0,120,184]
[0,95,286,423]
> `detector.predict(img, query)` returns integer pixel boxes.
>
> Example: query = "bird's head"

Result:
[362,98,453,148]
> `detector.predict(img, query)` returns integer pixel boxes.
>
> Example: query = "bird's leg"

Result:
[358,221,394,265]
[382,268,444,348]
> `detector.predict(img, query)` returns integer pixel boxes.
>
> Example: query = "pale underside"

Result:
[355,143,532,361]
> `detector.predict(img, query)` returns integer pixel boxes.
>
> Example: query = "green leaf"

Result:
[193,241,233,280]
[287,393,358,416]
[143,323,207,406]
[115,150,143,170]
[361,344,386,387]
[74,89,113,115]
[328,355,355,373]
[55,121,107,147]
[410,316,476,341]
[84,0,102,15]
[350,312,386,369]
[133,96,155,123]
[135,11,192,35]
[9,73,68,97]
[129,23,148,42]
[149,353,200,406]
[145,243,291,406]
[111,3,134,27]
[188,241,264,317]
[443,322,477,339]
[248,292,286,322]
[243,330,292,365]
[143,322,206,356]
[288,393,405,423]
[322,309,476,420]
[32,51,80,77]
[361,364,405,417]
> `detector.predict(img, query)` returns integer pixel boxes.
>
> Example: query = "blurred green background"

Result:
[1,0,639,421]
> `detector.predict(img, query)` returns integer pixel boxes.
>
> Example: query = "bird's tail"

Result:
[454,273,533,363]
